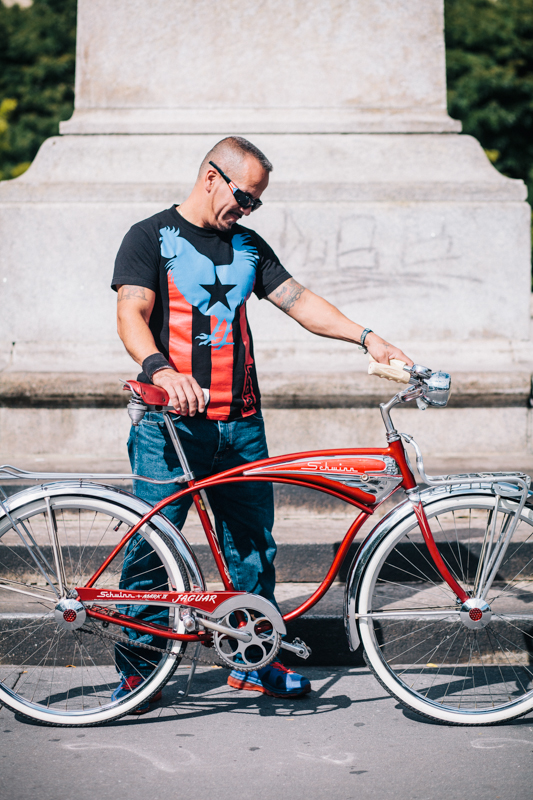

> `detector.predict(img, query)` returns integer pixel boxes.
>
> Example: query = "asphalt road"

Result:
[1,666,532,800]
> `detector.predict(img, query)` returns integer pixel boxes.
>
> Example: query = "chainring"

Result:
[211,605,281,671]
[77,600,283,671]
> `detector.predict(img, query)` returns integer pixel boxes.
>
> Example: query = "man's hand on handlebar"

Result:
[152,369,206,415]
[364,333,413,367]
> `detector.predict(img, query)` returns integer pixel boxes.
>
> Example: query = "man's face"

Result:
[204,157,269,231]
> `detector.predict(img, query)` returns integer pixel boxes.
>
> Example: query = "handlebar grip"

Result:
[368,355,410,384]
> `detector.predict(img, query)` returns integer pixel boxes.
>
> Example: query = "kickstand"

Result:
[176,642,201,701]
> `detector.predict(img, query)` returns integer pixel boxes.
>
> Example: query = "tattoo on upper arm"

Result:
[117,286,148,302]
[271,279,305,313]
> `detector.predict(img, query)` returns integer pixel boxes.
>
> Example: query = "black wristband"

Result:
[142,353,172,383]
[359,328,373,351]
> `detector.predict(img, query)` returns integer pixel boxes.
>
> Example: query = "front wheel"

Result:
[0,491,190,725]
[356,492,533,725]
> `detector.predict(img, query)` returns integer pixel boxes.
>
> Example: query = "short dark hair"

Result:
[199,136,273,177]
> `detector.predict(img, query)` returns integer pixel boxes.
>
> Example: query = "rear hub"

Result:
[54,599,87,631]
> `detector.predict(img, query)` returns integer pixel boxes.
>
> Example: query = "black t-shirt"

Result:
[112,206,291,420]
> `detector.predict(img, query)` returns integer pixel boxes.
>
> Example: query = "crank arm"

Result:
[199,617,253,643]
[280,637,312,659]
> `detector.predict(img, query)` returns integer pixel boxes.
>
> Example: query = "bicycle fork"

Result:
[407,489,468,604]
[407,476,529,605]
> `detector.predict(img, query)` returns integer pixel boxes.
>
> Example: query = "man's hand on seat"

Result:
[152,369,206,416]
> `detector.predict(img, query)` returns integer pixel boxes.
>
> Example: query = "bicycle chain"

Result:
[78,621,230,667]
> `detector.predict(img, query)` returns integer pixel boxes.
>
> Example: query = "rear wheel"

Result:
[0,493,189,725]
[356,493,533,725]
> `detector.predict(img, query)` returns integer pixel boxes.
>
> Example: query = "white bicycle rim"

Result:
[357,493,533,725]
[0,493,189,725]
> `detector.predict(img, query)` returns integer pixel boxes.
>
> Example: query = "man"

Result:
[112,136,412,710]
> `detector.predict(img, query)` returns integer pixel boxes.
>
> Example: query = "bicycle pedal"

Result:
[280,637,312,660]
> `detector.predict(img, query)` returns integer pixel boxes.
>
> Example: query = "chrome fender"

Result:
[343,481,533,651]
[0,481,205,591]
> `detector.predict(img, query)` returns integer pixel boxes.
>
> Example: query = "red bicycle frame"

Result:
[81,437,468,642]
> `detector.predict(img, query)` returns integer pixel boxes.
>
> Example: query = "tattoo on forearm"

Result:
[118,286,147,302]
[272,279,305,313]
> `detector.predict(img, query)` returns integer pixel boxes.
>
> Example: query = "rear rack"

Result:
[0,464,188,485]
[400,433,531,494]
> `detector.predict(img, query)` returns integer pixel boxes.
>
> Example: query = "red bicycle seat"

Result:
[124,380,170,406]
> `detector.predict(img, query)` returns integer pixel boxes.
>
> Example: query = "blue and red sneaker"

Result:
[111,675,163,715]
[227,661,311,698]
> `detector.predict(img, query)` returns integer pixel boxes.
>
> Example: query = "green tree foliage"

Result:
[0,0,76,181]
[445,0,533,202]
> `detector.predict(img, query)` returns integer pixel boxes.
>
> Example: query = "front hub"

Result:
[54,599,87,631]
[460,598,492,630]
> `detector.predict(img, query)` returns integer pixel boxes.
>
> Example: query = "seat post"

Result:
[162,411,195,482]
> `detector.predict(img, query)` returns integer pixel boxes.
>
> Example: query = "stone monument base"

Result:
[0,132,531,480]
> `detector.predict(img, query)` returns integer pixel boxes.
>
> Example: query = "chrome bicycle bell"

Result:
[422,371,452,408]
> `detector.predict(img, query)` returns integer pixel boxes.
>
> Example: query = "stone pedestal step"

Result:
[2,539,533,586]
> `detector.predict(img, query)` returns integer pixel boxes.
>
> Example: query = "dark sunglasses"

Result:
[209,161,263,212]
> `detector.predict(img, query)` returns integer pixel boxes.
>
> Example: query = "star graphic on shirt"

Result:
[200,274,237,311]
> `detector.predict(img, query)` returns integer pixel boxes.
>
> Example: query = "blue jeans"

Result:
[116,412,276,677]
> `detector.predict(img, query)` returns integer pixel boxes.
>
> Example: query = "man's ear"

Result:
[203,167,217,194]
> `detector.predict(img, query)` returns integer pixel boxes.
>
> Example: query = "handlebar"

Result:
[368,356,452,411]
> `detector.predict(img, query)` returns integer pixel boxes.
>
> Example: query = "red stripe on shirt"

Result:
[207,316,234,420]
[167,273,192,375]
[238,303,257,416]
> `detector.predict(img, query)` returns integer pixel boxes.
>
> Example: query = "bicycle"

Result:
[0,362,532,727]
